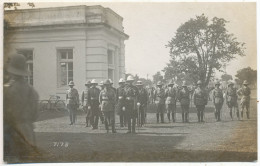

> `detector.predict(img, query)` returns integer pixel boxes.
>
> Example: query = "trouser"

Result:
[90,102,100,128]
[67,104,77,124]
[227,102,239,119]
[196,105,205,122]
[181,105,189,123]
[103,111,116,132]
[156,103,165,123]
[166,104,176,122]
[241,101,250,119]
[214,103,223,121]
[125,100,136,133]
[120,112,127,127]
[84,105,91,126]
[138,105,145,126]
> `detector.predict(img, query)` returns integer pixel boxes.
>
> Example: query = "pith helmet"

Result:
[136,80,143,86]
[127,75,134,81]
[243,80,249,85]
[157,81,163,86]
[7,53,30,76]
[68,81,75,86]
[119,78,125,83]
[108,79,113,84]
[104,79,110,85]
[99,81,104,86]
[91,79,97,84]
[197,80,202,85]
[182,81,188,87]
[215,81,221,86]
[228,81,234,86]
[85,80,91,85]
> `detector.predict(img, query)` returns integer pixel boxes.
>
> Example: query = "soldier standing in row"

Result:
[226,81,239,120]
[136,80,149,127]
[81,81,91,127]
[4,54,39,162]
[66,81,79,125]
[116,78,126,127]
[178,81,191,123]
[99,81,105,124]
[212,82,224,122]
[154,81,166,123]
[88,79,101,130]
[194,80,208,123]
[99,80,117,133]
[165,81,177,122]
[124,75,139,134]
[237,80,251,119]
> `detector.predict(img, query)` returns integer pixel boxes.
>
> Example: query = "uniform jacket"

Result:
[212,88,224,105]
[99,87,116,112]
[87,86,101,105]
[137,87,149,106]
[154,87,166,104]
[237,86,251,103]
[124,84,139,110]
[66,88,79,105]
[116,86,125,104]
[226,87,238,103]
[81,88,90,106]
[165,87,177,105]
[193,87,208,106]
[178,88,190,105]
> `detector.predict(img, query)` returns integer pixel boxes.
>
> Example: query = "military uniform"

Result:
[82,82,91,127]
[88,83,101,129]
[154,84,166,123]
[165,86,177,122]
[178,87,191,123]
[193,84,208,122]
[124,80,139,133]
[66,83,79,125]
[99,84,117,133]
[212,85,224,121]
[137,85,149,126]
[226,84,239,119]
[116,85,126,127]
[237,81,251,119]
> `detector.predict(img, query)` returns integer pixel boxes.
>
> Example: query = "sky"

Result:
[5,1,257,80]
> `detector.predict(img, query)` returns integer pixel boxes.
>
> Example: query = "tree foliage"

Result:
[4,3,35,10]
[166,14,245,87]
[152,72,164,84]
[221,73,232,82]
[235,67,257,86]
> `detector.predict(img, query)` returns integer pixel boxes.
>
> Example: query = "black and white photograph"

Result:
[2,0,258,164]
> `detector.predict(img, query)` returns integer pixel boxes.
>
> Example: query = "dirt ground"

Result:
[24,99,257,162]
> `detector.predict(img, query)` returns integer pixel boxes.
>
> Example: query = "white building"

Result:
[4,5,129,100]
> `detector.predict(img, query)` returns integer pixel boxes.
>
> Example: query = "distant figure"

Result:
[178,81,191,123]
[88,79,101,130]
[81,81,91,127]
[226,81,239,120]
[237,80,251,119]
[116,78,126,127]
[212,82,224,121]
[154,81,166,123]
[4,54,39,162]
[66,81,79,125]
[165,80,177,122]
[99,80,117,133]
[193,80,208,123]
[136,80,149,126]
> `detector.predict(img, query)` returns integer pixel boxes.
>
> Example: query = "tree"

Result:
[4,3,35,10]
[166,14,245,87]
[235,67,257,86]
[221,73,232,82]
[153,71,164,84]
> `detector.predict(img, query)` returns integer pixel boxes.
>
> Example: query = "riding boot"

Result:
[86,117,89,127]
[167,113,170,122]
[127,119,131,133]
[197,112,201,122]
[241,111,243,119]
[185,113,189,123]
[214,110,217,120]
[132,118,136,133]
[172,112,175,122]
[112,120,116,133]
[182,113,185,123]
[200,111,204,122]
[160,113,164,123]
[218,111,221,121]
[120,115,124,127]
[105,120,109,133]
[156,113,159,123]
[230,111,233,120]
[236,110,240,119]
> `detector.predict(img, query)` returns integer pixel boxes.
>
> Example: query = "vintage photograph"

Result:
[3,1,257,164]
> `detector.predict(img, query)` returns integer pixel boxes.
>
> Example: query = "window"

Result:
[108,49,114,65]
[17,49,33,85]
[57,49,73,87]
[108,69,114,81]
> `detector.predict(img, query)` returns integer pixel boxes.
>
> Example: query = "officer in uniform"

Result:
[165,80,177,122]
[136,80,149,127]
[178,81,191,123]
[99,80,117,133]
[124,75,139,134]
[193,80,208,123]
[81,80,91,127]
[88,79,101,129]
[212,82,224,121]
[66,81,79,125]
[116,78,126,127]
[237,80,251,119]
[226,81,239,120]
[154,81,166,123]
[98,81,105,124]
[4,53,39,161]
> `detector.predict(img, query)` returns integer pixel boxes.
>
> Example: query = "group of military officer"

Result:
[65,74,252,133]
